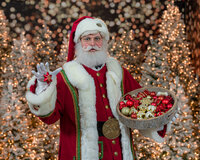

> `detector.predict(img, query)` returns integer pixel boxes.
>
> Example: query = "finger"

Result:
[52,68,62,76]
[37,64,42,74]
[31,70,41,78]
[45,62,50,72]
[40,63,46,74]
[31,70,37,76]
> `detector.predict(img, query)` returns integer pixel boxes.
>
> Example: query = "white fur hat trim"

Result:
[74,18,109,43]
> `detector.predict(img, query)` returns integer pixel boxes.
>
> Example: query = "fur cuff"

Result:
[25,76,57,116]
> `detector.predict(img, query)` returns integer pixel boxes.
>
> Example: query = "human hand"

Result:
[31,62,62,94]
[32,62,62,83]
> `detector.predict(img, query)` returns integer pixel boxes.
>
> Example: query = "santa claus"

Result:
[26,16,173,160]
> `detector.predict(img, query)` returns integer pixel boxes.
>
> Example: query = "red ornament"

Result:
[131,113,137,119]
[126,100,134,107]
[157,112,163,116]
[43,72,52,84]
[150,92,156,96]
[151,102,157,106]
[119,101,125,106]
[125,94,132,100]
[153,96,157,100]
[167,104,173,109]
[162,99,169,104]
[158,96,164,100]
[119,104,126,110]
[144,89,150,95]
[155,99,161,105]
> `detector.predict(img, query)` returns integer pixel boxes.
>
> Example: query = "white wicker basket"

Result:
[117,87,178,130]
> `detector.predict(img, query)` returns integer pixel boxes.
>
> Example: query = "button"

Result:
[96,73,100,76]
[112,140,116,144]
[99,152,102,157]
[114,152,118,156]
[105,105,109,109]
[103,94,106,98]
[100,83,103,87]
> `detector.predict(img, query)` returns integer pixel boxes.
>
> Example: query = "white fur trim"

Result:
[63,61,99,160]
[74,18,109,43]
[25,76,57,116]
[62,57,134,159]
[106,57,134,160]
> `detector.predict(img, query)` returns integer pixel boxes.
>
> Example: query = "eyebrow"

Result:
[81,34,102,39]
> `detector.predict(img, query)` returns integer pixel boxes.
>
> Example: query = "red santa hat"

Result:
[67,16,109,62]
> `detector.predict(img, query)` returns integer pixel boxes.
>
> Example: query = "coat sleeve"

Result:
[25,72,65,124]
[122,67,141,95]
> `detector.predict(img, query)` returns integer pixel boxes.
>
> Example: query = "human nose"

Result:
[90,39,95,46]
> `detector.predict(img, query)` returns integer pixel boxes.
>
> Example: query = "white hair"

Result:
[74,39,108,68]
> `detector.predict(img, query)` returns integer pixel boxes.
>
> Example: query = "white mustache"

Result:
[83,45,101,51]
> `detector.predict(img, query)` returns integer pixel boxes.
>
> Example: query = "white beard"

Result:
[74,40,108,68]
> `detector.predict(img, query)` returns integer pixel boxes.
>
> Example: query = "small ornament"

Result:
[131,113,137,119]
[146,95,151,99]
[129,107,138,115]
[119,104,126,110]
[151,102,157,106]
[44,72,52,84]
[150,91,156,96]
[140,97,153,106]
[119,101,125,106]
[157,91,168,96]
[145,111,154,118]
[121,107,130,116]
[162,99,169,104]
[126,100,134,107]
[137,111,146,119]
[138,104,146,111]
[158,96,164,100]
[125,94,132,100]
[157,112,164,116]
[167,104,173,109]
[147,105,156,112]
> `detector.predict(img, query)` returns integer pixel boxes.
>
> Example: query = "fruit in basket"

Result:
[119,89,174,119]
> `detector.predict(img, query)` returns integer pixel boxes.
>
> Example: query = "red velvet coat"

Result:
[29,58,141,160]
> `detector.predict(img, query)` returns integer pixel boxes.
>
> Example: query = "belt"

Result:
[97,118,121,139]
[97,121,105,137]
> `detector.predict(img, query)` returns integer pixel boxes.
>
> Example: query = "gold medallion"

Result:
[102,118,120,139]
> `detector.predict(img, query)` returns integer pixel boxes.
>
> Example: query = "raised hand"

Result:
[32,62,62,83]
[31,62,62,94]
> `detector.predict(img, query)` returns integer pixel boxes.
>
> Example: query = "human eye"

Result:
[83,37,90,41]
[94,36,101,41]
